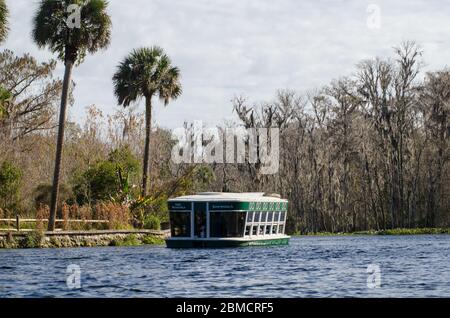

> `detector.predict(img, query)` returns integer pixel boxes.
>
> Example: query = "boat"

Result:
[165,192,290,248]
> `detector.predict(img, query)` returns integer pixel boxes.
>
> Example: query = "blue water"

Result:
[0,235,449,297]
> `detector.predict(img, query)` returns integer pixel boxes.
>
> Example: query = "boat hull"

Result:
[165,237,290,248]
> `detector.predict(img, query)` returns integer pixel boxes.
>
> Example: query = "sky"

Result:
[2,0,450,129]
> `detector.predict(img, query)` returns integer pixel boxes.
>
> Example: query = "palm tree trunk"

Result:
[48,60,73,231]
[142,96,152,197]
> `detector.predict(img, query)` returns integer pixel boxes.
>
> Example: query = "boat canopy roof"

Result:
[168,192,288,203]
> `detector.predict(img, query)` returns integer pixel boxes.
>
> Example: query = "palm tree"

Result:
[0,0,9,119]
[33,0,112,231]
[113,47,182,197]
[0,0,8,44]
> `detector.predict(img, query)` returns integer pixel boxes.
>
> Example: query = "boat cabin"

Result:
[166,192,290,248]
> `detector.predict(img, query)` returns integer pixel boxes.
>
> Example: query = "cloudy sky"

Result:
[3,0,450,129]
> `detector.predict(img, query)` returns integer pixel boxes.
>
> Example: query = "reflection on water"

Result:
[0,235,449,297]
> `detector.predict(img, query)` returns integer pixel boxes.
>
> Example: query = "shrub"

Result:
[143,214,161,230]
[142,235,165,245]
[109,234,140,246]
[21,230,44,248]
[73,161,118,205]
[95,202,131,230]
[66,204,94,231]
[73,146,139,205]
[376,228,450,235]
[33,183,74,212]
[0,160,22,212]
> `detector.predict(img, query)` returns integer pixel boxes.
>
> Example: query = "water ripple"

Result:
[0,235,449,297]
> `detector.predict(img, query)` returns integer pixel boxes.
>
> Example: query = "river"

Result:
[0,235,449,297]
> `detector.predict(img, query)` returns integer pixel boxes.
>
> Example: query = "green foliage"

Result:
[108,145,140,201]
[143,214,161,230]
[34,183,74,209]
[0,161,22,211]
[113,46,182,107]
[109,234,141,247]
[113,46,182,199]
[142,235,165,245]
[192,165,215,192]
[20,231,44,248]
[366,228,450,235]
[297,228,450,236]
[0,0,8,43]
[0,85,11,118]
[73,146,139,205]
[108,234,165,246]
[0,85,9,99]
[32,0,112,64]
[299,232,353,236]
[74,160,118,204]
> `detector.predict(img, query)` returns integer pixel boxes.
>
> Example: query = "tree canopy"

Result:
[32,0,112,64]
[0,49,65,140]
[0,0,8,43]
[113,46,182,106]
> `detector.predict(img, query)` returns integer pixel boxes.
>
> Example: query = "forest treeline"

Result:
[0,42,449,233]
[228,42,449,233]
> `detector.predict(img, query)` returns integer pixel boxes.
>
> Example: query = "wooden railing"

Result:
[0,216,109,231]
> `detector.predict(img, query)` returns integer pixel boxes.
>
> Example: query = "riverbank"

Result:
[296,228,450,236]
[0,229,169,249]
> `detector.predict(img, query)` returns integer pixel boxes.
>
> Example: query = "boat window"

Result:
[194,202,207,238]
[245,225,251,236]
[252,226,257,236]
[247,211,254,222]
[210,212,246,238]
[254,211,261,223]
[170,212,191,237]
[265,225,271,235]
[278,225,284,234]
[267,211,273,222]
[258,225,265,235]
[261,212,267,223]
[273,212,280,222]
[280,212,286,222]
[272,225,278,234]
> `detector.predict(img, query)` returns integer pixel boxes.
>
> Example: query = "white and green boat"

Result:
[166,192,290,248]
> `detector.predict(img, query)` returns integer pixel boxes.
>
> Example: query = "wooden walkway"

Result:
[0,229,171,237]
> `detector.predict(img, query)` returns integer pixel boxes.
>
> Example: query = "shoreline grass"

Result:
[1,231,166,248]
[293,228,450,236]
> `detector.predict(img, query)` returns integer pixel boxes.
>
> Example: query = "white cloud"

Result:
[2,0,450,129]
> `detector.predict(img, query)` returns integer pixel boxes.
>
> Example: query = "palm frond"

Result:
[0,0,9,43]
[32,0,112,64]
[113,46,182,107]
